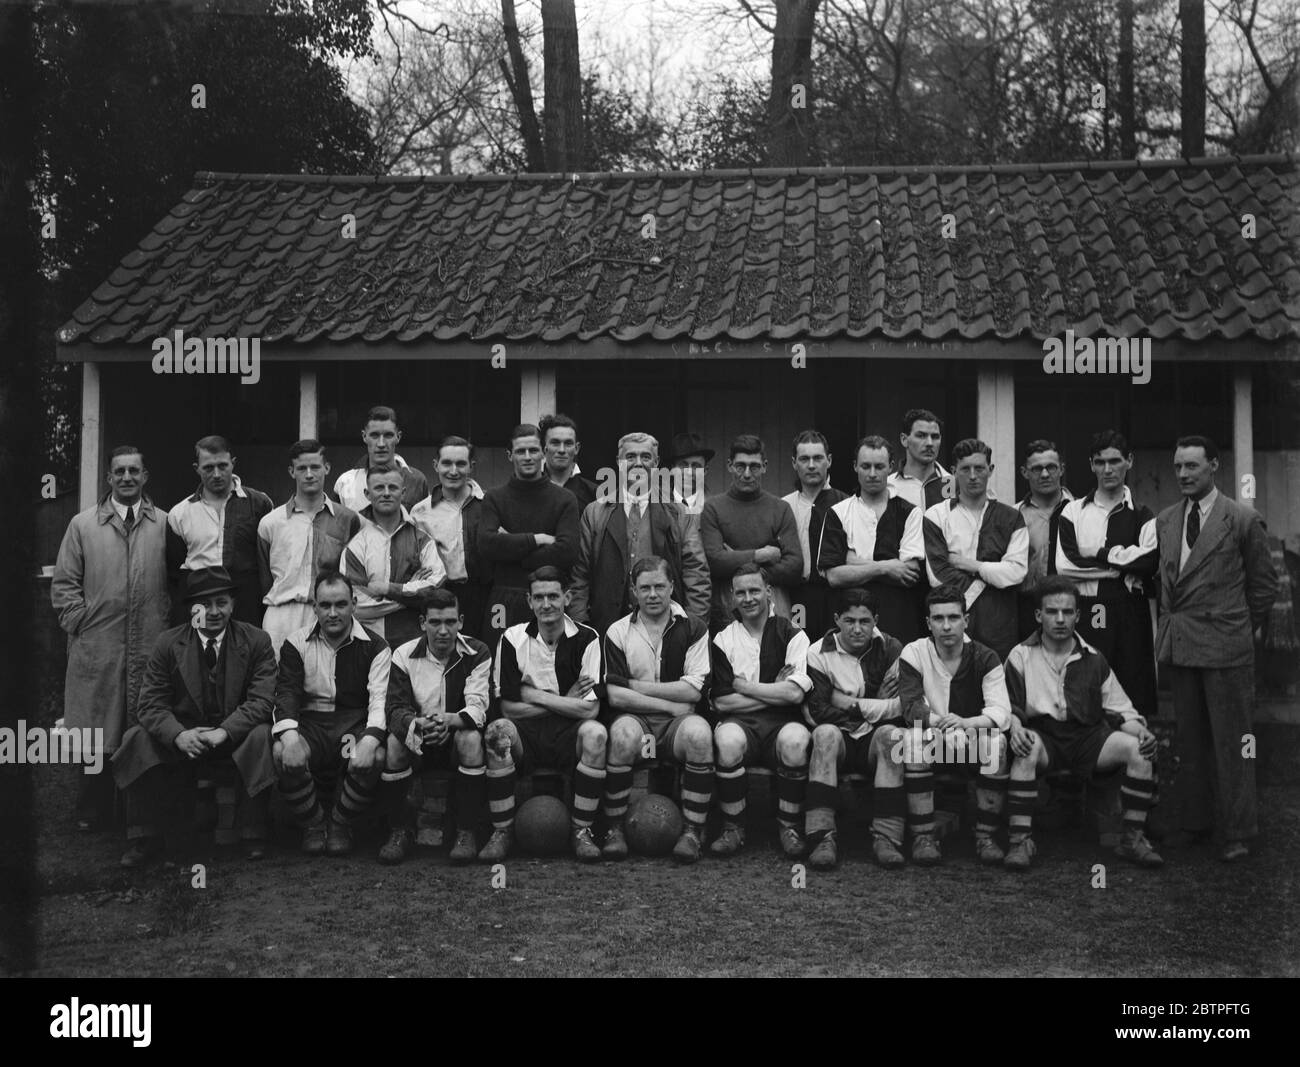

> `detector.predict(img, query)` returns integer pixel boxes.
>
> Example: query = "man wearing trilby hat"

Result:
[112,566,277,867]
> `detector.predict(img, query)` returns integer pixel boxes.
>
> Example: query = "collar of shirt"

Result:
[408,632,475,662]
[359,504,416,529]
[110,497,131,521]
[889,462,950,487]
[189,473,247,503]
[284,495,337,518]
[832,630,883,658]
[1190,487,1219,518]
[524,614,582,640]
[631,601,687,625]
[624,493,651,516]
[200,629,226,656]
[354,454,410,473]
[1018,487,1075,512]
[307,617,369,646]
[1022,630,1093,666]
[1080,485,1134,512]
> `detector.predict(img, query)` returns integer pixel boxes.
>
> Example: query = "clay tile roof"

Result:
[57,155,1300,350]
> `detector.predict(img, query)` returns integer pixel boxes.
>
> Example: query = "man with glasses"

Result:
[1054,431,1158,718]
[1016,440,1072,640]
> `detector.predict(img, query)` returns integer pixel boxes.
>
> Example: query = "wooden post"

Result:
[1232,364,1254,509]
[520,363,557,424]
[299,366,318,440]
[977,363,1016,502]
[78,362,102,510]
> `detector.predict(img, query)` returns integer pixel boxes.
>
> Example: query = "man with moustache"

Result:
[568,431,710,633]
[781,430,848,640]
[1054,431,1157,716]
[258,440,361,656]
[887,409,952,510]
[344,467,446,648]
[411,435,491,641]
[821,435,927,645]
[332,406,430,513]
[1156,435,1276,862]
[701,435,803,631]
[1016,439,1073,641]
[167,435,273,626]
[52,445,171,830]
[478,425,580,642]
[112,566,277,866]
[923,439,1029,660]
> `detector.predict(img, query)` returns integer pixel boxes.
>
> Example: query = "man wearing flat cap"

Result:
[112,567,277,867]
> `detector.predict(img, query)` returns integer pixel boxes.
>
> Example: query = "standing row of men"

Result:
[53,404,1276,863]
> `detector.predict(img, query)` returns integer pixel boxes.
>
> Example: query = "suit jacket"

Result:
[1155,493,1277,668]
[568,500,711,632]
[112,620,277,791]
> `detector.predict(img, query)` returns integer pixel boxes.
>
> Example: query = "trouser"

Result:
[262,601,316,657]
[1170,663,1257,842]
[123,741,269,843]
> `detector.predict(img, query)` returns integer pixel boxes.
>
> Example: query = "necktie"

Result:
[203,637,217,672]
[630,502,643,526]
[1186,503,1200,550]
[123,505,135,531]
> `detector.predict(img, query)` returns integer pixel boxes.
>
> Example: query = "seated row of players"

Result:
[113,553,1161,874]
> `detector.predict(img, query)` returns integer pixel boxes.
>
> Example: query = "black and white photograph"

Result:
[1,0,1297,1010]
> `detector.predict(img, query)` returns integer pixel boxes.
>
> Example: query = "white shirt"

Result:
[887,463,950,510]
[167,476,250,569]
[411,481,484,582]
[781,489,820,580]
[830,492,926,566]
[1180,487,1219,571]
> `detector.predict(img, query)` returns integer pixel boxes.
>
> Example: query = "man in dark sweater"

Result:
[479,424,580,646]
[701,434,803,632]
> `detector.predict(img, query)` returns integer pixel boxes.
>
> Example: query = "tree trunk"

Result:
[501,0,545,170]
[767,0,820,167]
[541,0,584,172]
[1179,0,1206,157]
[1118,0,1136,156]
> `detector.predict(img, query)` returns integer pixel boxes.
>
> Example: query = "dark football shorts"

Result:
[720,710,802,768]
[615,712,689,763]
[1030,718,1114,777]
[284,709,368,779]
[512,714,584,773]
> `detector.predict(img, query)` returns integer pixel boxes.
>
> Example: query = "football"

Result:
[515,795,570,855]
[625,794,684,856]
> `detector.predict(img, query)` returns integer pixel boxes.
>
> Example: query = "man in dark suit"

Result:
[112,567,277,867]
[567,431,710,633]
[1156,436,1277,862]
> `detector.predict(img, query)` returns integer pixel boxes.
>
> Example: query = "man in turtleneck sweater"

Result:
[478,424,580,646]
[701,434,803,632]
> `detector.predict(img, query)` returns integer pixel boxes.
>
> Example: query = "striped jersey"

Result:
[896,635,1011,731]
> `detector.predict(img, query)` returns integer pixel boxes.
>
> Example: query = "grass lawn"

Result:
[29,771,1299,978]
